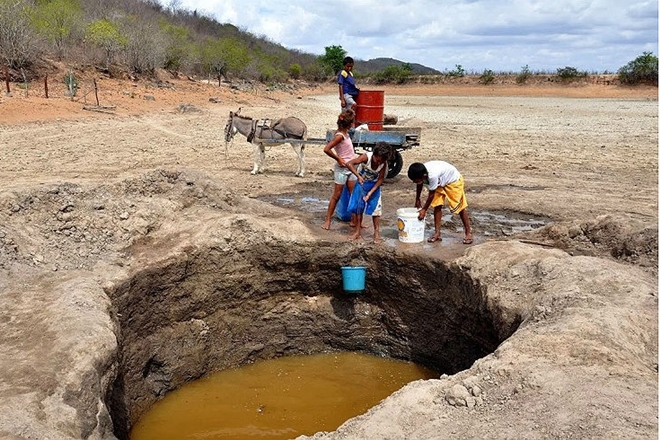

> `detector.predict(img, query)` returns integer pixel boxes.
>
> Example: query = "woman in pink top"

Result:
[322,109,358,230]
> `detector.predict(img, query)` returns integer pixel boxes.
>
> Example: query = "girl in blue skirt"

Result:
[346,142,392,243]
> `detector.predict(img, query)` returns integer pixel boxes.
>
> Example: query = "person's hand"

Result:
[417,208,426,220]
[414,198,422,209]
[357,176,364,185]
[338,158,347,167]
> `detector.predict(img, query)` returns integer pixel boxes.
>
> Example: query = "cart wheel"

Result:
[387,151,403,178]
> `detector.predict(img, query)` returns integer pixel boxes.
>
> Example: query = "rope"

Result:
[223,139,237,168]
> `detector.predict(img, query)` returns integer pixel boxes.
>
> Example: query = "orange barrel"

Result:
[356,90,384,130]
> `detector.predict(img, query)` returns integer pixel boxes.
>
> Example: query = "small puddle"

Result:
[256,193,549,239]
[130,352,438,440]
[257,194,328,214]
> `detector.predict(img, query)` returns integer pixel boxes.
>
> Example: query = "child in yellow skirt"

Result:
[407,161,474,244]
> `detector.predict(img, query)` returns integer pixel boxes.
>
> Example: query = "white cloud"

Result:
[165,0,658,72]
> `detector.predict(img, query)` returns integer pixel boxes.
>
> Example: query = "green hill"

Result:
[0,0,438,82]
[358,58,441,75]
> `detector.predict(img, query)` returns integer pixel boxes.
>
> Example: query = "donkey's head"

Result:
[224,108,243,142]
[224,111,236,142]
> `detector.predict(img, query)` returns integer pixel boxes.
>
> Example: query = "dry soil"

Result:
[0,73,657,440]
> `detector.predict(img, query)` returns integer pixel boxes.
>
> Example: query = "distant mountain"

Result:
[357,57,441,75]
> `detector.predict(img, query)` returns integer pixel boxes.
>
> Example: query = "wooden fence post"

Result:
[94,79,99,106]
[45,75,49,98]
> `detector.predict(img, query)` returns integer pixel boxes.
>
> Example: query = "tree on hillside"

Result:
[319,45,346,75]
[198,37,250,80]
[160,21,191,71]
[31,0,83,60]
[123,16,166,74]
[85,19,128,70]
[0,0,38,69]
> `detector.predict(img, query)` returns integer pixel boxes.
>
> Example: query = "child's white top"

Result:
[358,152,385,181]
[424,161,461,190]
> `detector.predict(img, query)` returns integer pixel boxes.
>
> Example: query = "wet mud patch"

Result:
[470,210,550,237]
[254,192,550,239]
[255,192,328,214]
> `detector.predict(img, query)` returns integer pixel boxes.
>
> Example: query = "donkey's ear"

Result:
[237,107,241,115]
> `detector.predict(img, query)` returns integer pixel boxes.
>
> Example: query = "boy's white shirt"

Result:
[424,161,461,190]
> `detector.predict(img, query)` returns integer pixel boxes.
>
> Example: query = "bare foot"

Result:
[348,234,363,241]
[373,235,383,244]
[321,221,331,230]
[462,234,474,244]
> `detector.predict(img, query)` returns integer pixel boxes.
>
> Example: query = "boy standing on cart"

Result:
[338,56,360,112]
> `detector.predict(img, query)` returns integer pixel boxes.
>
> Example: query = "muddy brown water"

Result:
[107,239,503,440]
[129,352,438,440]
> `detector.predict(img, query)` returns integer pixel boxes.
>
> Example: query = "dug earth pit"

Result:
[0,171,656,440]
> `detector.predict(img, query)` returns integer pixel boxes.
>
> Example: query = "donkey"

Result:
[224,109,307,176]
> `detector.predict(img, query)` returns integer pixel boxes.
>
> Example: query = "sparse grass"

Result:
[516,65,532,84]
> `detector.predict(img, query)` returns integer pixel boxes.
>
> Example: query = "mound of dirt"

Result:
[519,215,658,276]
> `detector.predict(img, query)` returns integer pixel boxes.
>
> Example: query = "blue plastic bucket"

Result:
[341,266,367,293]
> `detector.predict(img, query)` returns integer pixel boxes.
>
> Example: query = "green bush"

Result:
[555,66,588,82]
[447,64,466,78]
[372,64,412,84]
[479,69,495,85]
[288,63,301,79]
[618,52,658,85]
[258,65,287,83]
[301,62,328,82]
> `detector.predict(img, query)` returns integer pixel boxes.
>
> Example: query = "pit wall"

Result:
[106,241,508,438]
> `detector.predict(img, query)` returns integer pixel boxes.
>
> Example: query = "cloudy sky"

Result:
[163,0,658,73]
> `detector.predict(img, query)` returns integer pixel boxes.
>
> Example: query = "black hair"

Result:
[373,142,393,161]
[343,56,354,65]
[407,162,427,180]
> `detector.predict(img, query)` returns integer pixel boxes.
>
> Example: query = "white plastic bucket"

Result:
[396,208,425,243]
